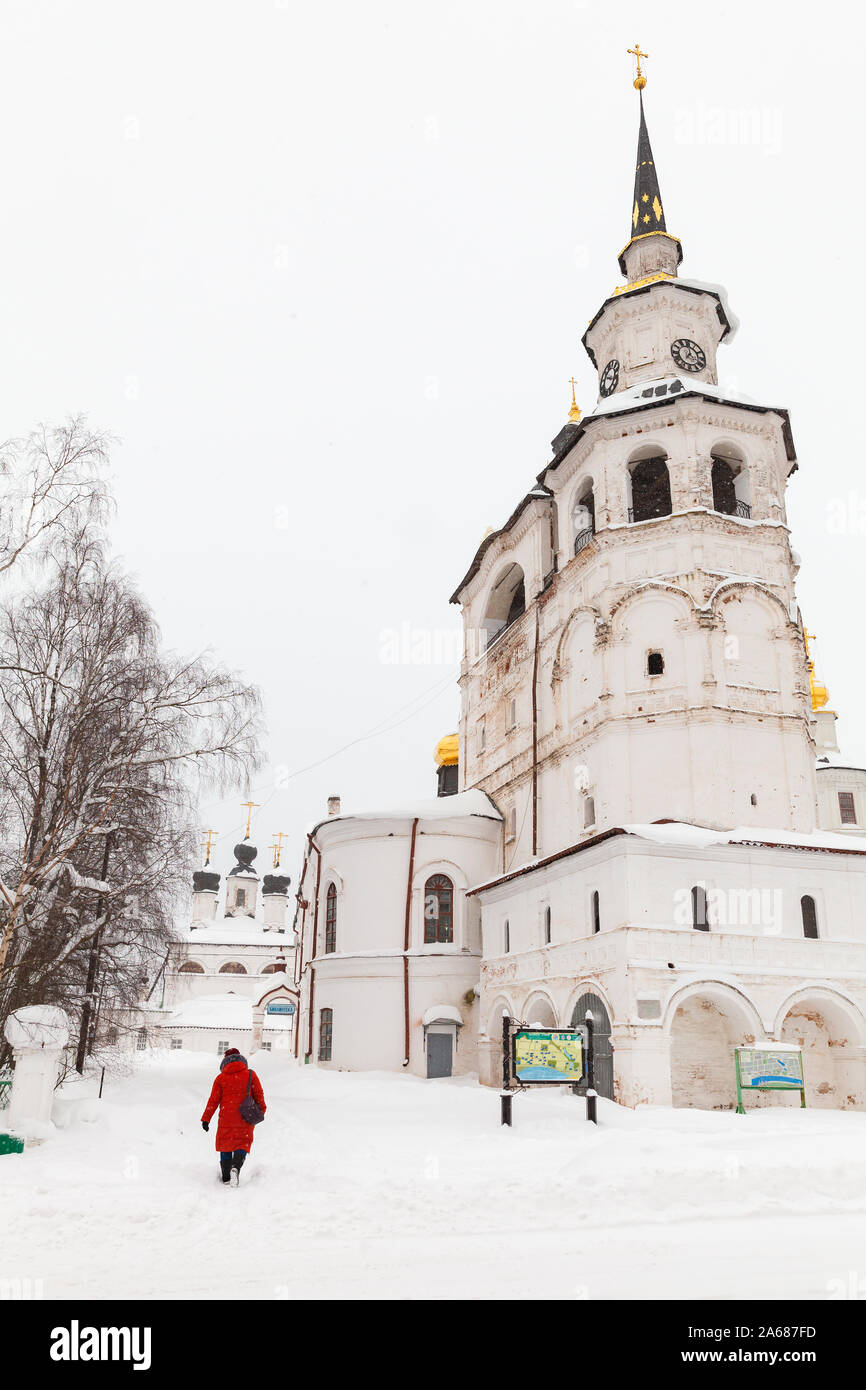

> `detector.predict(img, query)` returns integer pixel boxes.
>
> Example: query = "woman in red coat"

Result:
[201,1047,266,1185]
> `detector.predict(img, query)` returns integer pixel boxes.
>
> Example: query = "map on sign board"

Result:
[737,1047,803,1088]
[513,1029,583,1083]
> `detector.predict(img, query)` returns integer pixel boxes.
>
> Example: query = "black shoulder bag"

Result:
[239,1069,265,1125]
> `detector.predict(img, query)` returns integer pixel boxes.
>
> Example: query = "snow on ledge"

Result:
[4,1005,70,1050]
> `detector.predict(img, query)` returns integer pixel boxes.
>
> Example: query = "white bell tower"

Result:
[452,57,818,866]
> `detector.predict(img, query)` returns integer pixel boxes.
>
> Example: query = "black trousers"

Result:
[219,1149,247,1180]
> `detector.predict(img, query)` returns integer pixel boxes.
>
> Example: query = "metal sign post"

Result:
[501,1013,513,1125]
[735,1045,806,1114]
[584,1010,597,1125]
[499,1015,594,1125]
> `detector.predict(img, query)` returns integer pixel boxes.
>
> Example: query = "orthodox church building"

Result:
[135,837,299,1056]
[288,58,866,1110]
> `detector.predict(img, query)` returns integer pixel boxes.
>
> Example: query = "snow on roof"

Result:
[816,752,866,774]
[589,374,758,420]
[184,924,292,946]
[309,788,502,836]
[469,819,866,894]
[162,993,292,1031]
[422,1004,464,1027]
[622,822,866,855]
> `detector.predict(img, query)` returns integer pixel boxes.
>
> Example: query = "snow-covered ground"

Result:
[2,1050,866,1300]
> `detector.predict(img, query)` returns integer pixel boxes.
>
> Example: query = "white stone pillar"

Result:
[3,1006,71,1140]
[611,1024,672,1107]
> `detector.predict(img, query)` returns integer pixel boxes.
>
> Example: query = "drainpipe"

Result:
[531,605,540,857]
[305,833,322,1061]
[402,818,419,1067]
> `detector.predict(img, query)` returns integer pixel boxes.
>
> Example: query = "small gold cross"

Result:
[201,829,218,866]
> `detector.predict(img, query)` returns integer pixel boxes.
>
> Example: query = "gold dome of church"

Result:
[434,733,459,767]
[804,630,831,711]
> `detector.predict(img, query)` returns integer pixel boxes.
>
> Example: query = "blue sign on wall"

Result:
[266,1001,296,1015]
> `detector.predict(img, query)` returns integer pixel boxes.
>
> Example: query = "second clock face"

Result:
[671,338,706,372]
[600,359,620,397]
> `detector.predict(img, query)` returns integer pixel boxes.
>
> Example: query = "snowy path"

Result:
[2,1051,866,1300]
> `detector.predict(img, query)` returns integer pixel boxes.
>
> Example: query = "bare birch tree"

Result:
[0,531,263,1060]
[0,417,110,578]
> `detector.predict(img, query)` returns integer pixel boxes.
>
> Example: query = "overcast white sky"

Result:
[2,0,864,884]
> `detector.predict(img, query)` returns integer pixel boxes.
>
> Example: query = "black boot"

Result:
[219,1157,232,1184]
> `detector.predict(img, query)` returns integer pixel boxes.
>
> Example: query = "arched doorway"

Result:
[779,992,866,1110]
[571,992,613,1099]
[669,987,758,1110]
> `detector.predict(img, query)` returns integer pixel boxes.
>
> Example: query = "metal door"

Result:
[571,993,613,1100]
[426,1031,453,1079]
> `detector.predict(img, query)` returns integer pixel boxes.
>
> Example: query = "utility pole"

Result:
[75,832,113,1075]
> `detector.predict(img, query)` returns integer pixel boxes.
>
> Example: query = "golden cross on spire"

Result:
[241,800,260,840]
[628,42,649,90]
[200,829,218,866]
[270,832,288,869]
[568,377,581,423]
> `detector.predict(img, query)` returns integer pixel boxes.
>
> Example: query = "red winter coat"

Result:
[201,1061,266,1153]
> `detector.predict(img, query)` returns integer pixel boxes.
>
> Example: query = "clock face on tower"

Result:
[670,338,706,373]
[599,359,620,398]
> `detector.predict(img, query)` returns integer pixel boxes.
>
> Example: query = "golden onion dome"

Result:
[810,675,830,711]
[434,733,459,768]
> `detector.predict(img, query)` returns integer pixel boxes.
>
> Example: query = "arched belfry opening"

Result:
[628,450,672,523]
[482,563,526,645]
[573,480,596,555]
[711,446,750,518]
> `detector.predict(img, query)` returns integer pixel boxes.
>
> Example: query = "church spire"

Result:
[630,92,667,241]
[618,47,683,281]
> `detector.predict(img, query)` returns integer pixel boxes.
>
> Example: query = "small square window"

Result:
[218,1039,229,1052]
[261,1041,272,1052]
[839,791,857,825]
[171,1038,183,1051]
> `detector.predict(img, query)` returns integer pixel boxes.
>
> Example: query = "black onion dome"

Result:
[262,873,291,896]
[230,842,258,875]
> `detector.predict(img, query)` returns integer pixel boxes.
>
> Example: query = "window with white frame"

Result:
[171,1038,183,1050]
